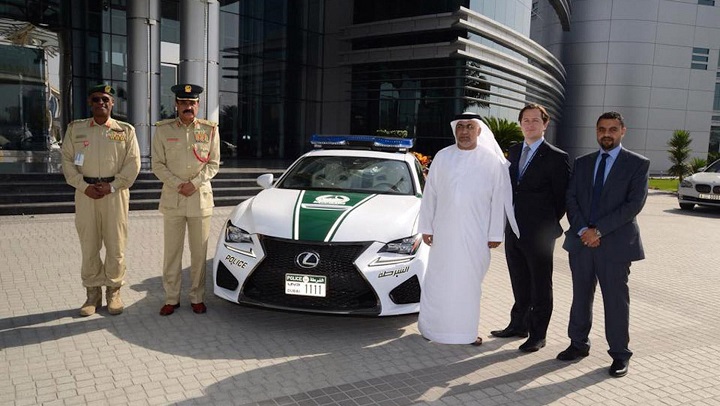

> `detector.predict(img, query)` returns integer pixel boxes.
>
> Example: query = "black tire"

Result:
[679,203,694,211]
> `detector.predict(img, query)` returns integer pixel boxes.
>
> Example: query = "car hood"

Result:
[233,188,421,242]
[687,172,720,183]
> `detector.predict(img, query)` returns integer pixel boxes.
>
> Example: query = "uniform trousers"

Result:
[162,213,211,304]
[568,248,632,361]
[74,189,129,288]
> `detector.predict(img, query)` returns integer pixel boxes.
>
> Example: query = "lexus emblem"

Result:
[295,251,320,269]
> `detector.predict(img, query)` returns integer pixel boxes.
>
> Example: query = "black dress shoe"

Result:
[490,327,528,338]
[609,359,629,377]
[556,345,590,361]
[519,338,546,353]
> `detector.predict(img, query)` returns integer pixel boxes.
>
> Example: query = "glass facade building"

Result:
[533,0,720,172]
[0,0,569,171]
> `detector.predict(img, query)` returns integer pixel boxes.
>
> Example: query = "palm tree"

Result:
[689,157,707,174]
[667,130,692,180]
[464,61,491,109]
[481,116,523,153]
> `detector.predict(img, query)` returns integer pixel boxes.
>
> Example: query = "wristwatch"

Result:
[594,228,602,238]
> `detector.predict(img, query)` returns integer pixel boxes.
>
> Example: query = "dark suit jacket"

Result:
[506,140,570,242]
[562,147,650,263]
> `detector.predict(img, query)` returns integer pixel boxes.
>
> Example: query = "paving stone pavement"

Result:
[1,191,719,406]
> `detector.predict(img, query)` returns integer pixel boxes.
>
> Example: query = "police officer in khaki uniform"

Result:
[61,84,141,317]
[152,84,220,316]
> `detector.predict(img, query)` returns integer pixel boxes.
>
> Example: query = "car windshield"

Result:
[704,160,720,173]
[277,155,415,195]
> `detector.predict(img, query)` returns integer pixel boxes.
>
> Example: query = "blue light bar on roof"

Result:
[310,134,414,151]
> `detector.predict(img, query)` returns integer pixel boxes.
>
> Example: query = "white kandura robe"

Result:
[417,143,514,344]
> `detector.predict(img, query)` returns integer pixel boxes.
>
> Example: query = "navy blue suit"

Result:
[562,147,649,360]
[504,140,570,340]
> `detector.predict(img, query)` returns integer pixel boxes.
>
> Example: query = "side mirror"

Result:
[256,173,274,189]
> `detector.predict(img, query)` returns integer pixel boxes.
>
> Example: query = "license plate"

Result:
[285,273,327,297]
[698,193,720,201]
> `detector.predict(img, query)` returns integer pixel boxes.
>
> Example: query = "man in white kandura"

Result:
[418,112,518,345]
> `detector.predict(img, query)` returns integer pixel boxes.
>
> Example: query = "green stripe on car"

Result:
[293,190,375,241]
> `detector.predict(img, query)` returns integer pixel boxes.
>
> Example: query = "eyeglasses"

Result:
[91,96,111,103]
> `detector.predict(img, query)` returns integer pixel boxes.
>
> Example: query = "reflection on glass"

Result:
[277,155,415,195]
[0,37,59,152]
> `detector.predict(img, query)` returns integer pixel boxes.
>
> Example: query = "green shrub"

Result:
[375,129,408,138]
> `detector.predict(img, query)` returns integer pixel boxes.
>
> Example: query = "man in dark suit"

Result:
[557,111,649,378]
[490,104,570,353]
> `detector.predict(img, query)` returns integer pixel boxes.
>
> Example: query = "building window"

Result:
[698,0,715,6]
[714,83,720,111]
[531,1,539,19]
[692,48,710,70]
[709,126,720,161]
[160,64,177,119]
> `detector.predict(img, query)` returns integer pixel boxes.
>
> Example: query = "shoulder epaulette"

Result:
[113,120,135,131]
[197,119,218,127]
[68,118,91,127]
[156,118,176,126]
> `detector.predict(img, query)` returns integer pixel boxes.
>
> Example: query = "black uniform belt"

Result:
[83,176,115,184]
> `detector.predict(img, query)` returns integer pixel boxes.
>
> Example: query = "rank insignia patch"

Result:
[194,131,209,143]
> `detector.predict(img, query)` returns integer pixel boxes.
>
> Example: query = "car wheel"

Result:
[679,203,694,211]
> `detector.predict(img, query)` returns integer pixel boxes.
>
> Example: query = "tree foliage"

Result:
[463,61,490,109]
[481,116,523,153]
[689,157,707,174]
[667,129,692,180]
[708,151,720,164]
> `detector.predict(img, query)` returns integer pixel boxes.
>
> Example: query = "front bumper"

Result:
[213,235,427,316]
[678,189,720,208]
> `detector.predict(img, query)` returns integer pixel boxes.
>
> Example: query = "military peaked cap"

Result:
[88,84,115,96]
[171,84,204,100]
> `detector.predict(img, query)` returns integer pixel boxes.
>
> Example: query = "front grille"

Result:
[241,237,379,314]
[714,186,720,194]
[389,275,421,304]
[696,184,711,193]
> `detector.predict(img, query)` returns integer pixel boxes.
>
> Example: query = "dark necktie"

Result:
[589,153,610,225]
[518,145,531,180]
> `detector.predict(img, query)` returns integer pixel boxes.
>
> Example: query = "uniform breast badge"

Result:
[194,130,209,143]
[192,127,214,163]
[108,129,127,142]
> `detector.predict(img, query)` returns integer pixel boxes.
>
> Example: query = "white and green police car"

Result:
[213,135,429,316]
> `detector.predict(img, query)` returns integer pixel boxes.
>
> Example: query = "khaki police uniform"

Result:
[61,118,141,288]
[152,117,220,305]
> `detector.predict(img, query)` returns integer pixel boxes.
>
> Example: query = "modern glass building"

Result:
[533,0,720,173]
[0,0,570,172]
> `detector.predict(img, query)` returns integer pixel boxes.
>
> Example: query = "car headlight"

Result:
[225,220,252,243]
[379,235,421,255]
[680,179,693,188]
